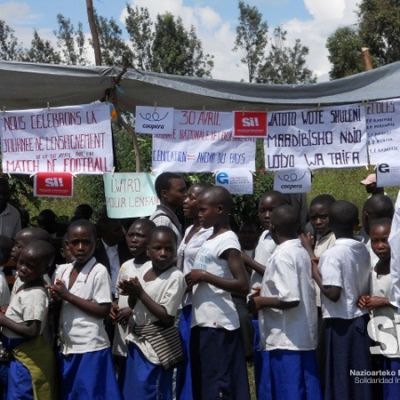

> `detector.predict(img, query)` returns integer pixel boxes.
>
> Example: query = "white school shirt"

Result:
[370,269,400,358]
[55,258,112,355]
[177,225,213,306]
[2,279,49,339]
[191,231,241,331]
[258,239,318,351]
[390,191,400,308]
[101,240,121,296]
[0,204,21,239]
[0,267,10,306]
[112,259,150,357]
[125,263,185,365]
[319,238,371,319]
[250,230,276,290]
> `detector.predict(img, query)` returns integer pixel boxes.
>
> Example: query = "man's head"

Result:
[154,173,187,210]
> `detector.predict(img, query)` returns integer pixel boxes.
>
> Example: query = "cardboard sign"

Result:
[215,169,253,194]
[103,173,159,218]
[233,111,267,138]
[34,172,74,197]
[273,168,312,193]
[376,164,400,187]
[135,106,174,135]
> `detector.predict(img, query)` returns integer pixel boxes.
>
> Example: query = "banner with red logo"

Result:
[33,172,74,198]
[233,111,268,138]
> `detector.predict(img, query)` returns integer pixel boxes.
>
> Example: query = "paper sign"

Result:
[152,109,256,173]
[376,164,400,187]
[103,173,159,218]
[273,169,312,193]
[215,169,253,195]
[135,106,174,135]
[265,104,368,170]
[0,103,113,175]
[366,99,400,165]
[34,172,74,197]
[233,111,267,138]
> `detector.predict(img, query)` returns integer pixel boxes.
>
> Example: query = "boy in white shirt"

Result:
[50,220,121,400]
[186,186,250,400]
[313,200,372,400]
[250,205,321,400]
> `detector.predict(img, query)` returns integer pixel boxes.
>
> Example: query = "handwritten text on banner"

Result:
[264,104,368,170]
[1,103,113,175]
[152,109,256,173]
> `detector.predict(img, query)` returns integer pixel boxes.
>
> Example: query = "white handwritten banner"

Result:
[0,103,113,175]
[215,169,253,194]
[273,168,312,193]
[366,99,400,165]
[264,104,368,170]
[103,173,159,218]
[152,109,256,173]
[135,106,174,135]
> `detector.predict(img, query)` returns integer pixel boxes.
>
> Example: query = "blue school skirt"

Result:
[122,342,173,400]
[190,326,250,400]
[324,314,373,400]
[176,305,193,400]
[267,349,322,400]
[383,357,400,400]
[59,347,121,400]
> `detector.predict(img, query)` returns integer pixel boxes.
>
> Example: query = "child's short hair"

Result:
[363,194,394,219]
[310,194,336,208]
[154,172,183,198]
[150,226,177,246]
[369,217,392,232]
[258,191,287,207]
[202,186,233,212]
[330,200,358,230]
[129,218,156,232]
[271,205,299,237]
[0,235,13,265]
[24,240,55,268]
[67,219,97,239]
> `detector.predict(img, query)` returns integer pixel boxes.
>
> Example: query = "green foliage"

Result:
[233,0,268,83]
[23,30,61,64]
[326,27,365,80]
[0,20,23,61]
[258,27,316,84]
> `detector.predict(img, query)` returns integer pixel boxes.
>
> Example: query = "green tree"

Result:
[233,0,268,83]
[359,0,400,66]
[258,27,316,84]
[24,30,61,64]
[326,27,365,79]
[0,20,23,61]
[55,15,87,65]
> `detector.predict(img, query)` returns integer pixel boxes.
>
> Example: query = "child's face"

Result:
[17,249,45,283]
[197,196,220,229]
[163,178,187,208]
[147,232,176,270]
[66,226,96,265]
[258,196,282,230]
[183,186,202,219]
[126,222,151,257]
[309,204,330,236]
[11,232,32,263]
[370,224,391,262]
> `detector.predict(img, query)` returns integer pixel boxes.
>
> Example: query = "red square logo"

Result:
[34,173,74,198]
[233,111,268,138]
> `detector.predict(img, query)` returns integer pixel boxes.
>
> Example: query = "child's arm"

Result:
[187,248,248,294]
[0,314,41,338]
[241,251,265,276]
[50,280,111,318]
[359,295,393,311]
[312,259,341,302]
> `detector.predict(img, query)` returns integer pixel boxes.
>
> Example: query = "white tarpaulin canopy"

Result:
[1,60,400,111]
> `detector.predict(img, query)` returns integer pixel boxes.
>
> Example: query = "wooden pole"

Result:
[361,47,373,71]
[86,0,102,66]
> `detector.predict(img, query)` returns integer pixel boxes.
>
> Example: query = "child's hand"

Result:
[119,278,143,297]
[357,295,370,309]
[116,307,133,326]
[50,280,69,300]
[247,294,262,313]
[0,306,7,313]
[364,296,389,311]
[110,303,119,320]
[186,269,207,286]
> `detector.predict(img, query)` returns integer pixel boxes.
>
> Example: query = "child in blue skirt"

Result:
[120,226,186,400]
[187,186,250,400]
[50,219,121,400]
[250,205,322,400]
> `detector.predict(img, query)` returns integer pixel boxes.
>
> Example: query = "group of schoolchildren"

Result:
[0,171,399,400]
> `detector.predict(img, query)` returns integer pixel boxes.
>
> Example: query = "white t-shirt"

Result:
[191,230,241,330]
[177,225,213,306]
[2,279,49,339]
[55,258,112,355]
[126,263,185,365]
[0,267,10,307]
[112,259,150,357]
[250,230,276,290]
[319,238,371,319]
[258,239,317,351]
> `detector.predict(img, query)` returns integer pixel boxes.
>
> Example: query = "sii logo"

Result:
[241,117,260,127]
[216,172,229,184]
[44,178,65,187]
